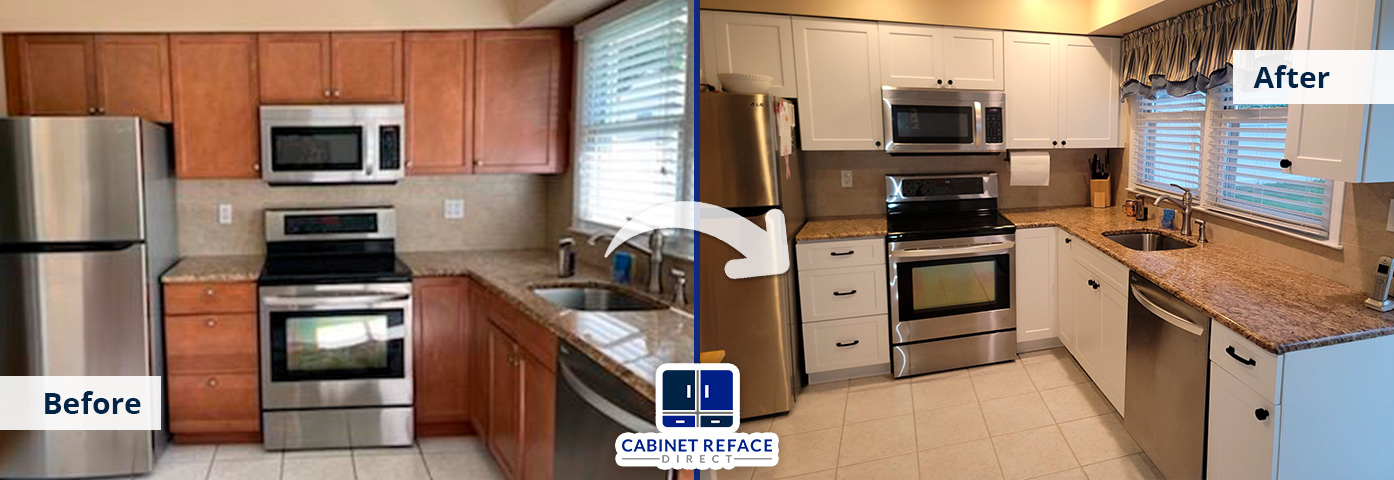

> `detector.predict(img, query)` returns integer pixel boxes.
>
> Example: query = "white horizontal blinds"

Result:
[1204,86,1333,236]
[1131,91,1207,192]
[577,0,691,231]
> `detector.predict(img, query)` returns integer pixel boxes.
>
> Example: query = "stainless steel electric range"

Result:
[886,173,1017,378]
[257,207,414,450]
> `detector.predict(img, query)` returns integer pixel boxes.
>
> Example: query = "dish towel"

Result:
[1010,151,1051,186]
[776,99,796,178]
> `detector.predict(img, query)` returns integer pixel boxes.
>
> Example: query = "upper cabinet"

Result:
[1004,31,1120,149]
[879,23,1003,90]
[791,17,884,151]
[170,34,262,179]
[258,32,403,104]
[701,11,799,98]
[473,30,569,174]
[4,34,171,122]
[405,31,476,175]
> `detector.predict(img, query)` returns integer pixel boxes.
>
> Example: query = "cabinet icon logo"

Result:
[615,364,779,470]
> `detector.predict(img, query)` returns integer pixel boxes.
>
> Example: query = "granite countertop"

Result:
[161,250,691,401]
[795,215,887,242]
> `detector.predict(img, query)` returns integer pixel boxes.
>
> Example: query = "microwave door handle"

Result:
[262,293,411,307]
[974,101,985,148]
[890,241,1014,259]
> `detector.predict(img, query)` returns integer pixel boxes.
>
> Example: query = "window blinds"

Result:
[575,0,691,231]
[1131,91,1207,192]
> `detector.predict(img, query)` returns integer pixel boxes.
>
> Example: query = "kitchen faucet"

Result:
[1152,184,1195,236]
[587,231,666,296]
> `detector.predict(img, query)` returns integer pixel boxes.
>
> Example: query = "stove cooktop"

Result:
[258,253,413,286]
[886,210,1016,242]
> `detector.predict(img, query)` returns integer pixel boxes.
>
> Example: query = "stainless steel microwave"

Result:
[260,105,404,185]
[882,88,1005,154]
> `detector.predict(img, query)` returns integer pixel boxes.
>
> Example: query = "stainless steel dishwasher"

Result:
[1123,273,1210,480]
[555,342,674,480]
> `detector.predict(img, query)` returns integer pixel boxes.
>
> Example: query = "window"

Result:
[1129,87,1344,245]
[573,0,693,234]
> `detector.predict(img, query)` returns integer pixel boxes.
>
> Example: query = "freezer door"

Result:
[699,92,780,209]
[0,117,148,243]
[0,244,155,477]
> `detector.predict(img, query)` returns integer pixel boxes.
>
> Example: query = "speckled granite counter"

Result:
[161,250,690,401]
[795,216,887,242]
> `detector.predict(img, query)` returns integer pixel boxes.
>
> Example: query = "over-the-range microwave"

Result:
[882,87,1004,154]
[260,104,405,185]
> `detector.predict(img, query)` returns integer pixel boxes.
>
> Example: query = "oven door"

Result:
[889,234,1016,344]
[259,283,413,410]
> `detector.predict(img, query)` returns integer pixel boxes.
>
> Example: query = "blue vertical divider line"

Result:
[691,1,702,478]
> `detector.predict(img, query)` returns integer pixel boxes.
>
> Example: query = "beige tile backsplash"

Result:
[176,175,551,255]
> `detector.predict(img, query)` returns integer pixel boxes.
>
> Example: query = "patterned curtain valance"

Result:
[1120,0,1297,100]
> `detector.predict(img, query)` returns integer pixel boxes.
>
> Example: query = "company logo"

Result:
[615,364,779,470]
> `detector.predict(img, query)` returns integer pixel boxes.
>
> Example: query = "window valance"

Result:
[1121,0,1297,100]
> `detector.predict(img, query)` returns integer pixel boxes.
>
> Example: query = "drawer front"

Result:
[1210,320,1283,404]
[165,282,258,315]
[166,314,258,374]
[802,315,889,374]
[796,238,886,270]
[1071,239,1129,293]
[168,373,260,434]
[798,264,888,323]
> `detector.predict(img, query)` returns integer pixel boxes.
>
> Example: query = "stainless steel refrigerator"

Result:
[0,118,176,478]
[698,92,805,419]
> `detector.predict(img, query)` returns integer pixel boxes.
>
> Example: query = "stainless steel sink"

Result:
[531,286,668,311]
[1104,232,1195,251]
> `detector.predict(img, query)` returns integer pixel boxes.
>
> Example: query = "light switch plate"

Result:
[1387,199,1394,232]
[218,204,233,225]
[841,170,853,188]
[445,199,465,220]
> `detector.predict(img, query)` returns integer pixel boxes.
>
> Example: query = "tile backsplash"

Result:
[176,175,550,255]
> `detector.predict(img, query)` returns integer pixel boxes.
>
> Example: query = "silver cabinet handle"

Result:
[205,318,217,328]
[206,378,219,388]
[262,293,410,307]
[203,287,216,297]
[323,89,332,97]
[1130,284,1205,336]
[891,241,1014,259]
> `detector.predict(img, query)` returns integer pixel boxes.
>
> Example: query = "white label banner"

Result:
[1232,50,1394,104]
[0,376,163,430]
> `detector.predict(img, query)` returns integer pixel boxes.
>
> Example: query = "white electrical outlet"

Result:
[444,199,465,220]
[841,170,854,188]
[1387,199,1394,232]
[218,204,233,225]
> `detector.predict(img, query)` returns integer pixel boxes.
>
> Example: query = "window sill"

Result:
[1127,186,1344,251]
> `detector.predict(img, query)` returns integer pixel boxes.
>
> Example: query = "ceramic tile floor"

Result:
[123,436,503,480]
[713,348,1165,480]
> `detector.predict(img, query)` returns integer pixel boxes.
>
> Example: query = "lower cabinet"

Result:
[795,238,890,381]
[1052,231,1128,415]
[163,281,260,443]
[413,277,476,435]
[1015,228,1058,344]
[474,285,557,480]
[1207,362,1278,479]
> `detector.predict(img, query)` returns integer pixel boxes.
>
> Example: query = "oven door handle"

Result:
[262,293,411,307]
[558,357,658,434]
[890,241,1014,259]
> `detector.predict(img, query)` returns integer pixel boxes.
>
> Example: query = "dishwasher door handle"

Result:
[559,357,658,434]
[1130,284,1205,336]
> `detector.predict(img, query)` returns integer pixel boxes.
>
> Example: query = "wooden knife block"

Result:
[1090,178,1112,208]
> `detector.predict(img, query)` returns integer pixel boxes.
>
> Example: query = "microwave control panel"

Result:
[984,107,1003,144]
[379,125,401,170]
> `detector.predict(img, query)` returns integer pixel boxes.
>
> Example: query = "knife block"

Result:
[1090,178,1112,208]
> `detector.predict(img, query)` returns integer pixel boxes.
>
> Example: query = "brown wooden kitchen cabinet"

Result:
[170,34,262,179]
[259,32,402,104]
[412,277,476,436]
[473,30,570,174]
[404,31,476,174]
[4,33,171,121]
[163,281,260,444]
[474,285,557,480]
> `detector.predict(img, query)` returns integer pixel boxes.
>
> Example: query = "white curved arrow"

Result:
[604,201,789,279]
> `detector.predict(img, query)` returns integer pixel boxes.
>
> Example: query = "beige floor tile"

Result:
[353,451,431,480]
[1039,383,1114,424]
[1058,414,1140,465]
[211,445,281,462]
[1024,359,1091,390]
[778,470,837,480]
[970,368,1037,401]
[282,448,352,459]
[991,426,1080,480]
[804,380,850,397]
[754,427,842,479]
[282,456,353,480]
[914,403,990,451]
[911,368,972,383]
[352,445,421,457]
[1026,468,1088,480]
[423,451,507,480]
[917,438,1002,480]
[418,436,488,454]
[848,374,900,392]
[844,384,913,424]
[839,415,918,465]
[139,461,211,480]
[770,391,848,435]
[740,417,775,433]
[207,458,281,480]
[980,392,1056,436]
[1081,454,1162,480]
[836,453,918,479]
[158,444,217,465]
[1018,348,1072,365]
[911,375,978,411]
[969,360,1025,377]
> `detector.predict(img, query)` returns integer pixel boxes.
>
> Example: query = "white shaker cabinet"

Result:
[1207,362,1279,480]
[1004,32,1121,149]
[1060,236,1129,414]
[878,23,1003,90]
[1014,228,1058,345]
[795,238,891,382]
[791,17,884,151]
[700,11,799,98]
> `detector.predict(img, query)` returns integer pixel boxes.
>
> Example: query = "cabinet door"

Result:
[405,32,475,174]
[1207,364,1278,480]
[877,23,944,89]
[474,30,567,173]
[940,27,1004,90]
[1097,283,1128,415]
[258,33,331,104]
[413,278,473,432]
[1003,32,1058,149]
[792,17,883,151]
[168,373,259,435]
[331,32,403,103]
[486,324,521,477]
[170,34,261,179]
[1014,228,1057,344]
[94,34,172,121]
[520,353,555,480]
[706,11,799,98]
[8,34,96,115]
[1056,232,1075,349]
[1284,0,1380,182]
[1069,260,1100,375]
[1057,35,1120,148]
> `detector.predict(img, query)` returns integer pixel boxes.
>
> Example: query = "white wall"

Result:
[0,0,514,31]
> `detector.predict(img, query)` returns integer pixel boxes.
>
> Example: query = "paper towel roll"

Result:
[1010,151,1051,186]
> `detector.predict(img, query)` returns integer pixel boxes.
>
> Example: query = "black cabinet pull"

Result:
[1225,346,1258,366]
[1065,238,1072,243]
[875,141,882,147]
[836,340,860,347]
[937,79,943,85]
[1255,408,1270,421]
[1061,141,1067,146]
[830,251,854,256]
[833,290,857,296]
[947,79,954,85]
[1087,279,1099,289]
[1052,141,1058,146]
[1279,159,1292,168]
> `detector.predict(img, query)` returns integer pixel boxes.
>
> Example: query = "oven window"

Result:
[890,105,974,144]
[897,253,1010,320]
[270,126,364,171]
[270,309,405,382]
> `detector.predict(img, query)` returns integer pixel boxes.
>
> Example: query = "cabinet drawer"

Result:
[168,373,259,434]
[796,238,885,270]
[798,264,888,323]
[1210,320,1283,404]
[165,282,257,315]
[1071,239,1128,293]
[802,315,889,373]
[166,314,258,374]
